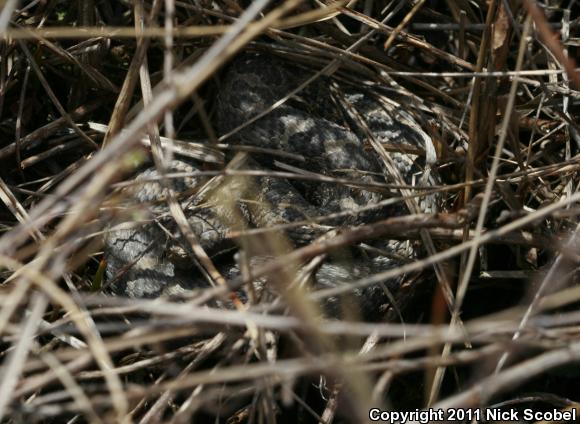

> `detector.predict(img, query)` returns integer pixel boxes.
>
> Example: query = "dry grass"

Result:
[0,0,579,423]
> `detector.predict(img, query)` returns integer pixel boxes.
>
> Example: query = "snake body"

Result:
[104,53,435,319]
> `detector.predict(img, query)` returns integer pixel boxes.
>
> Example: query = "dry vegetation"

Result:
[0,0,579,423]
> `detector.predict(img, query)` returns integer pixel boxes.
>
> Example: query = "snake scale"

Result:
[104,53,436,320]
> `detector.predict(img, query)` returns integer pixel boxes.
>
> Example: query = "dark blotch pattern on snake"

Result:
[104,54,436,320]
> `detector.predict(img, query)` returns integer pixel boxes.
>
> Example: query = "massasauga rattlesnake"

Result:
[104,53,437,320]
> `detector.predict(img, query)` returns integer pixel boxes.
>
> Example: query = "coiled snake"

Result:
[104,53,436,320]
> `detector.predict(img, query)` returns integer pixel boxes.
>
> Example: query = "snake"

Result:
[104,52,437,320]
